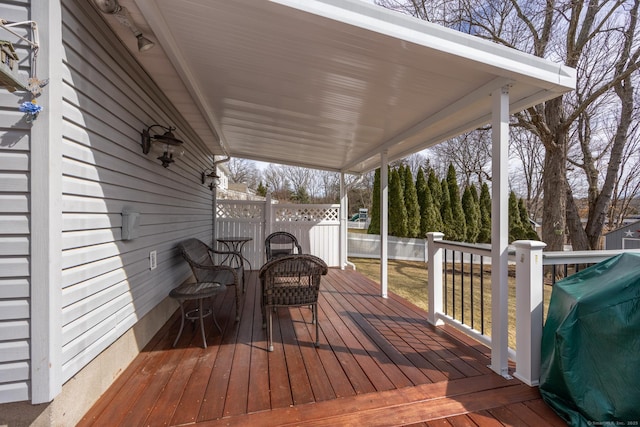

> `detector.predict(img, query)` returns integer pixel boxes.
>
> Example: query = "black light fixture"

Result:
[136,33,154,52]
[201,168,220,190]
[93,0,155,53]
[141,124,184,168]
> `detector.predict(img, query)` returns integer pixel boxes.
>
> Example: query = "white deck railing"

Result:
[512,244,638,386]
[426,233,639,387]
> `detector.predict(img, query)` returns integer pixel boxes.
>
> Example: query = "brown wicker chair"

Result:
[265,231,302,261]
[177,238,243,323]
[259,254,328,352]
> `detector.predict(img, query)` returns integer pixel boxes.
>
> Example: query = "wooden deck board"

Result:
[78,268,564,427]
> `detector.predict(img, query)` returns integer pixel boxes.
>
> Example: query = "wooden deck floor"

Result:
[79,268,565,426]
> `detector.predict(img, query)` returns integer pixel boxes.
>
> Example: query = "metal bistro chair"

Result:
[265,231,303,261]
[173,239,243,347]
[259,254,328,352]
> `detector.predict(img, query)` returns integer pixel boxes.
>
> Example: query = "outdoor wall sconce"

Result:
[201,168,220,190]
[141,124,184,168]
[93,0,155,52]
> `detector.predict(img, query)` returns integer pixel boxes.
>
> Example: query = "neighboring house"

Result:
[0,1,575,425]
[605,219,640,250]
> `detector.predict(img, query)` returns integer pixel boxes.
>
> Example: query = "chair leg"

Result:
[234,284,241,322]
[198,298,207,349]
[173,301,186,348]
[211,297,222,333]
[314,304,319,348]
[268,309,274,352]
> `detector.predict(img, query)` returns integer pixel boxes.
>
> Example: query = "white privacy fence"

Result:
[348,233,427,261]
[215,199,341,268]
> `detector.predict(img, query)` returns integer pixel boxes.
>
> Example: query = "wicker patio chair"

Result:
[259,254,328,352]
[265,231,303,261]
[177,238,243,325]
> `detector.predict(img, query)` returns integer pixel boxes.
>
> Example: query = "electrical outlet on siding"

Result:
[149,250,157,270]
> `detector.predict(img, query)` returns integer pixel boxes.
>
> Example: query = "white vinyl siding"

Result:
[0,0,33,404]
[0,0,215,404]
[57,0,214,383]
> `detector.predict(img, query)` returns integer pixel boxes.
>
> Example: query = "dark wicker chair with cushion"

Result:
[259,254,328,352]
[177,238,243,323]
[265,231,303,261]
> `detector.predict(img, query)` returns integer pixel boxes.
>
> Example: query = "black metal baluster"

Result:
[452,250,456,320]
[444,249,448,315]
[480,255,485,335]
[470,253,475,330]
[461,251,465,325]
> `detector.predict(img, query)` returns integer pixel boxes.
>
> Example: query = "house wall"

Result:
[0,0,34,405]
[57,0,216,387]
[0,0,217,410]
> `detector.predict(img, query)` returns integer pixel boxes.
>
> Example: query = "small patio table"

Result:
[216,236,253,271]
[169,281,227,348]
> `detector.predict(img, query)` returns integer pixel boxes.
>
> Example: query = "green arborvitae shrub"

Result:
[440,179,456,240]
[416,168,428,226]
[416,167,429,236]
[427,168,442,211]
[404,166,421,238]
[462,185,480,243]
[508,190,526,242]
[389,168,408,237]
[446,164,467,241]
[397,164,406,193]
[518,198,540,240]
[478,182,492,243]
[470,184,482,239]
[367,168,381,234]
[422,182,443,235]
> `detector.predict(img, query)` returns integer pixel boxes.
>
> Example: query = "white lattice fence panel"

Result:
[217,201,265,220]
[273,204,339,223]
[216,200,265,268]
[215,201,341,268]
[269,204,340,266]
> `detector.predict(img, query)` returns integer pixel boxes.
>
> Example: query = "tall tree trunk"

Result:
[566,186,590,250]
[541,98,568,251]
[541,143,567,250]
[583,74,634,248]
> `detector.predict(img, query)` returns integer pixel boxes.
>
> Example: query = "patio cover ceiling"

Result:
[106,0,575,175]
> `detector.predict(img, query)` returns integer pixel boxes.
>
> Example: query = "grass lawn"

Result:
[348,257,552,350]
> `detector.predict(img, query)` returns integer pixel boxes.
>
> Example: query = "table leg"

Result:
[198,298,207,348]
[173,301,186,348]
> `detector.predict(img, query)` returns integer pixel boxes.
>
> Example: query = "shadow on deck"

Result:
[79,268,564,426]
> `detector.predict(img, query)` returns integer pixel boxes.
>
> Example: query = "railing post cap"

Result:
[512,240,547,249]
[427,232,444,240]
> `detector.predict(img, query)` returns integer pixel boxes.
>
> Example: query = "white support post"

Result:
[490,85,511,377]
[339,172,348,270]
[513,240,546,386]
[427,232,445,326]
[264,193,272,263]
[212,186,218,244]
[380,150,389,298]
[30,0,63,403]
